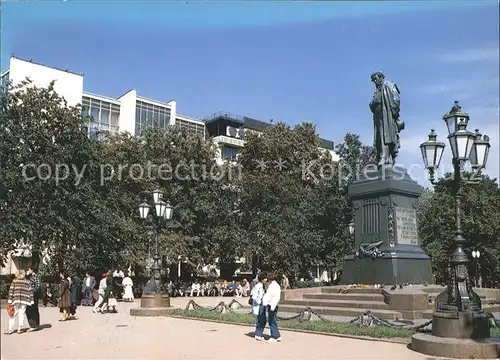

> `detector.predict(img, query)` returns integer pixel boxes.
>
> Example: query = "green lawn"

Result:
[167,309,500,341]
[167,309,415,340]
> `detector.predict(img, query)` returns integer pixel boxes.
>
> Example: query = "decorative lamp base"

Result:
[411,333,499,359]
[130,294,171,317]
[432,310,490,339]
[140,294,171,308]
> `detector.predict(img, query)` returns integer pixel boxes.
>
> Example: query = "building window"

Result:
[176,119,205,138]
[82,96,120,138]
[110,111,119,126]
[222,145,240,161]
[101,108,109,125]
[0,71,10,92]
[135,100,171,136]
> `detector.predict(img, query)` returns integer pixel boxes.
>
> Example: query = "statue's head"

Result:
[371,71,385,87]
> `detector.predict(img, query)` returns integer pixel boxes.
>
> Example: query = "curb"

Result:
[164,314,410,345]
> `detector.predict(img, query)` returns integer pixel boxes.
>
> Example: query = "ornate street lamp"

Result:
[419,129,446,183]
[152,189,163,203]
[138,200,151,219]
[163,201,173,220]
[138,190,174,297]
[447,121,475,161]
[154,199,167,219]
[419,102,491,339]
[442,101,469,135]
[469,130,490,170]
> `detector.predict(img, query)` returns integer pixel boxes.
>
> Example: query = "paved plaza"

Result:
[2,297,439,360]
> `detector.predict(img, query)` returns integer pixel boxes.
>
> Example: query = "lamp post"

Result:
[471,250,481,288]
[419,101,491,339]
[138,190,173,295]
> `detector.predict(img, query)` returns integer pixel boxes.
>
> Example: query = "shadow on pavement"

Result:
[245,332,270,340]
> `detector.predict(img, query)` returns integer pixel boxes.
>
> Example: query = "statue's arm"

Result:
[385,84,400,119]
[369,91,380,113]
[369,93,376,112]
[392,99,400,119]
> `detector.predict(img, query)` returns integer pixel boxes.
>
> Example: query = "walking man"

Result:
[82,272,95,306]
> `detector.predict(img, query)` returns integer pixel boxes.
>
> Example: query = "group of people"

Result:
[251,272,282,343]
[5,266,136,335]
[167,278,251,297]
[5,266,82,334]
[177,279,251,297]
[6,265,283,342]
[92,270,135,313]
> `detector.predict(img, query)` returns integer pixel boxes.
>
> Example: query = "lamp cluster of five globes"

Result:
[419,102,491,175]
[138,189,173,221]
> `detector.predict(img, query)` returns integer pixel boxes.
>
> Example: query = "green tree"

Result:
[0,80,97,270]
[235,122,351,281]
[0,81,143,274]
[137,127,232,271]
[418,174,500,287]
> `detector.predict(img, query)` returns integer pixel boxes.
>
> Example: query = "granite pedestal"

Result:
[342,165,433,285]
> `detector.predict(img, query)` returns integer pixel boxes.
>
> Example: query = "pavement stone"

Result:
[0,297,442,359]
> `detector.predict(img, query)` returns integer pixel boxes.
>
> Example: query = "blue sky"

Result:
[1,1,499,185]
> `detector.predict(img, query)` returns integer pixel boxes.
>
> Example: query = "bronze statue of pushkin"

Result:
[369,71,404,166]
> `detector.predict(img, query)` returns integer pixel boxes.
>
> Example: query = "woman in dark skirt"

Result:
[58,271,71,321]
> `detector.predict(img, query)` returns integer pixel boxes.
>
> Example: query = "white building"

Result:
[2,56,337,164]
[1,57,205,139]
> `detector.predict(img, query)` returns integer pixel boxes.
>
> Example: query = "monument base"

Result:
[342,246,433,285]
[129,294,171,317]
[411,333,500,359]
[342,165,433,285]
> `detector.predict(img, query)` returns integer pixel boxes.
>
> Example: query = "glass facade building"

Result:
[176,118,206,138]
[82,95,120,138]
[0,71,9,94]
[0,71,9,86]
[135,100,171,136]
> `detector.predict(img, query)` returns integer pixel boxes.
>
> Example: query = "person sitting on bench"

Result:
[190,280,201,297]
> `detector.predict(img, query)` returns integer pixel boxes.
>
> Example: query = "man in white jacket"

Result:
[262,272,282,342]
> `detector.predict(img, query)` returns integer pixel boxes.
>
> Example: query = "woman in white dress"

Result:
[122,274,134,302]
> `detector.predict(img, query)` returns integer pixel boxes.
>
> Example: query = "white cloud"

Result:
[432,47,499,63]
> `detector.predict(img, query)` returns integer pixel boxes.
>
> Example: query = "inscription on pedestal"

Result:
[395,207,418,245]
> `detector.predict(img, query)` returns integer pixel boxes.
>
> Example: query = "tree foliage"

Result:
[230,123,356,281]
[418,174,500,287]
